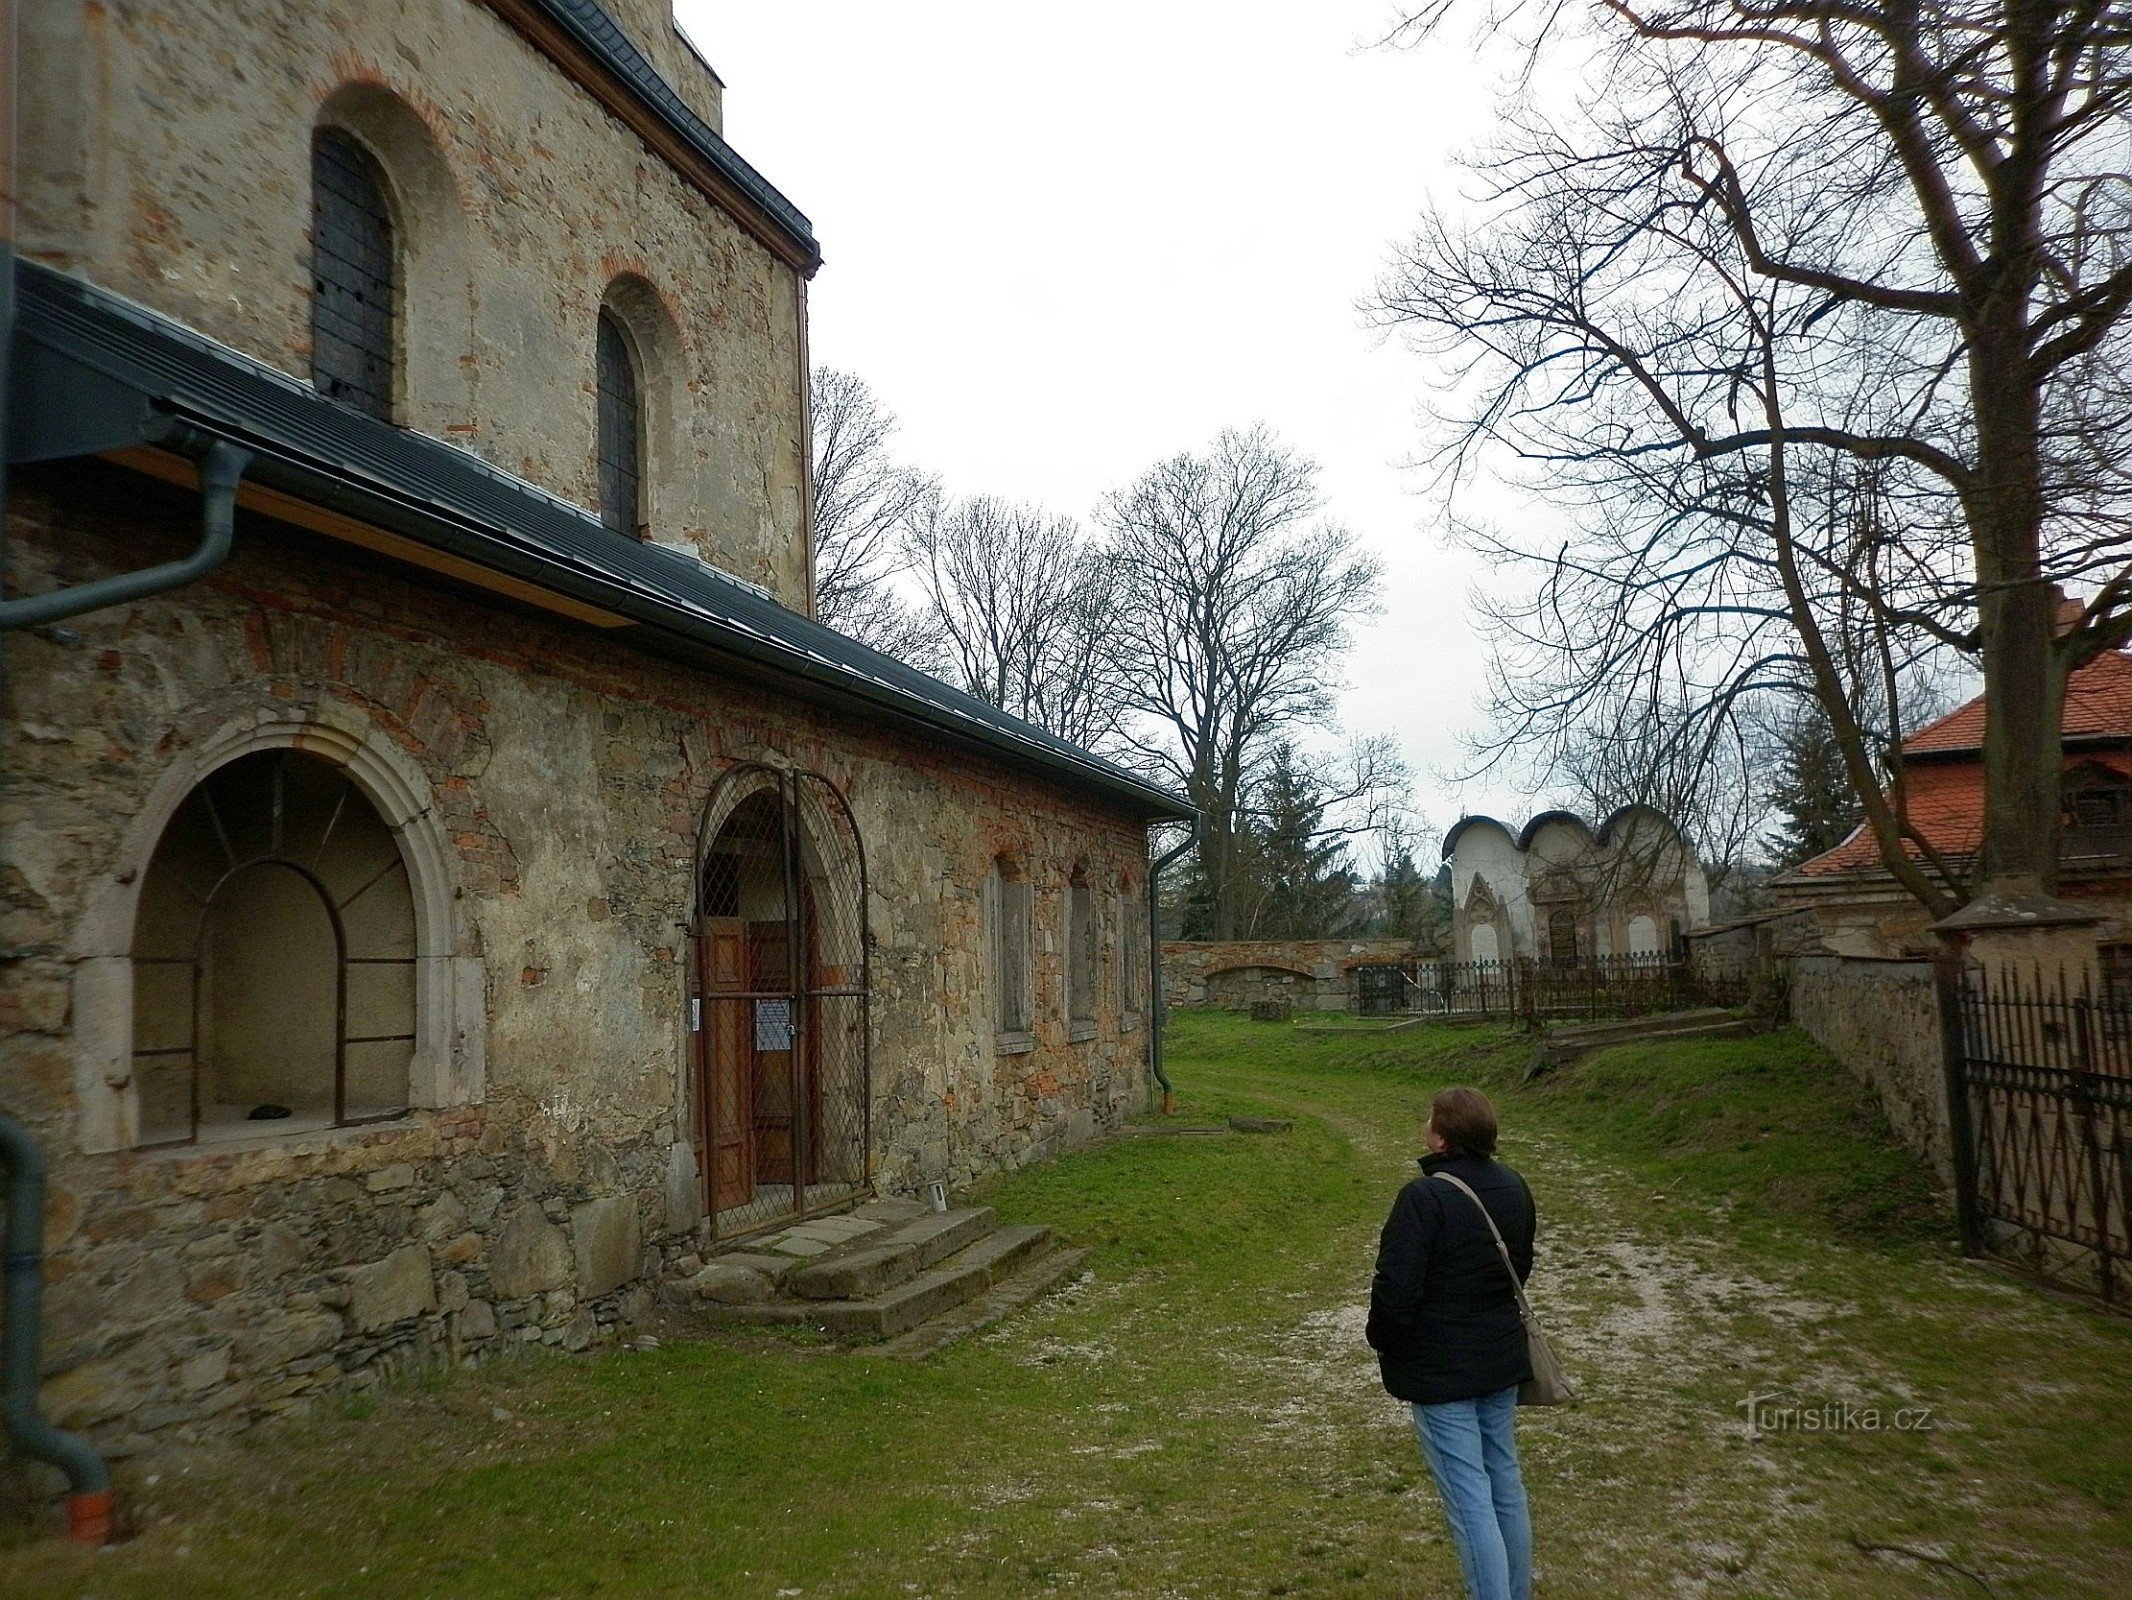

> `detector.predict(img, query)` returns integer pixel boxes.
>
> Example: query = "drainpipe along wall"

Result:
[0,8,251,1541]
[0,0,110,1544]
[1146,830,1195,1116]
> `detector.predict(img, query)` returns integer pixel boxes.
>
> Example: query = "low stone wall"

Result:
[1789,955,1955,1190]
[1160,939,1419,1013]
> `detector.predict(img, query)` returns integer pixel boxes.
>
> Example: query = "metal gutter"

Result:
[0,430,249,630]
[10,261,1192,822]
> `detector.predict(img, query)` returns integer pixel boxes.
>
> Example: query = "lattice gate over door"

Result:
[1944,964,2132,1305]
[691,767,870,1239]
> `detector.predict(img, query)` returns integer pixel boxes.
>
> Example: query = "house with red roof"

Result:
[1772,650,2132,956]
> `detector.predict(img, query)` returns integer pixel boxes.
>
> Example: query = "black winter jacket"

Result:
[1366,1152,1536,1405]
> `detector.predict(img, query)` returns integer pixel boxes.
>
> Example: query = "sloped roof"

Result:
[10,261,1191,822]
[1788,650,2132,877]
[1904,649,2132,754]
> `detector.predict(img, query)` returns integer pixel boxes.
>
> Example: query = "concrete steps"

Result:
[674,1202,1078,1346]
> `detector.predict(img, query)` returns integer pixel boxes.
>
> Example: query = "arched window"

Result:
[130,750,417,1146]
[310,128,396,420]
[596,309,645,536]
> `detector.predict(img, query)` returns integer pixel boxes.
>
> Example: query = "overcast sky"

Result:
[682,2,1554,848]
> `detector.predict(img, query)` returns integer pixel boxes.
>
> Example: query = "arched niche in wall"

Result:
[69,709,482,1155]
[314,81,474,439]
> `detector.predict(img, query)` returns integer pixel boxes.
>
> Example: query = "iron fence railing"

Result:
[1399,953,1746,1022]
[1945,963,2132,1304]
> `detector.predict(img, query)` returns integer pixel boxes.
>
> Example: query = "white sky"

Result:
[681,1,1555,844]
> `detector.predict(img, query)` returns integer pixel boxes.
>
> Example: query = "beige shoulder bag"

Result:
[1430,1172,1574,1407]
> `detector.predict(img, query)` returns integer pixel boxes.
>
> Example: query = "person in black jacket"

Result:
[1367,1086,1535,1600]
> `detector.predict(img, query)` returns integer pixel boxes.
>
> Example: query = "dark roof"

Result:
[522,0,818,271]
[9,261,1190,822]
[1441,803,1686,859]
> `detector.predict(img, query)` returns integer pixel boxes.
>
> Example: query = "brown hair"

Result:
[1430,1086,1499,1159]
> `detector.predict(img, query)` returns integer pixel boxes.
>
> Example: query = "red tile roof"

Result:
[1791,651,2132,877]
[1905,649,2132,754]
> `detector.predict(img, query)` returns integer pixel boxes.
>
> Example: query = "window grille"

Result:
[596,310,644,536]
[311,128,395,420]
[131,749,416,1146]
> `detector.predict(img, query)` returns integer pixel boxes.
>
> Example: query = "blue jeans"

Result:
[1411,1386,1532,1600]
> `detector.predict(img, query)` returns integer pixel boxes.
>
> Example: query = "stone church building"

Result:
[1443,807,1710,966]
[3,0,1186,1449]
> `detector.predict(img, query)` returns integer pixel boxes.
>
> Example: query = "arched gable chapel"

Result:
[4,0,1188,1447]
[1443,807,1711,965]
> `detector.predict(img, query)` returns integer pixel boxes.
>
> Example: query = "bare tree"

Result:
[1099,426,1383,938]
[906,496,1124,750]
[808,367,940,660]
[1378,1,2132,912]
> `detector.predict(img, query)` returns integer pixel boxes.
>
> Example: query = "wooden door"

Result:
[696,917,753,1214]
[748,920,796,1186]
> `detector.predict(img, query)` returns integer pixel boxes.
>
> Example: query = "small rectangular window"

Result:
[990,867,1033,1048]
[1068,880,1097,1039]
[1116,893,1143,1028]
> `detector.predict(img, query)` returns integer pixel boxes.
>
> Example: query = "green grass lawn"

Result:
[9,1013,2131,1598]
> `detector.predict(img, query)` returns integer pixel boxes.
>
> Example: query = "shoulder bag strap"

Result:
[1430,1171,1540,1325]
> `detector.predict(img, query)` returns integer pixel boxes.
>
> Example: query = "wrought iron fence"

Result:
[1401,953,1739,1021]
[1944,964,2132,1304]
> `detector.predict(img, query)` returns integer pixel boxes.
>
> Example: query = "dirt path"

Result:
[1229,1078,2121,1599]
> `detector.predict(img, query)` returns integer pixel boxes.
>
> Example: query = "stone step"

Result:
[815,1224,1055,1340]
[784,1206,997,1301]
[878,1246,1090,1360]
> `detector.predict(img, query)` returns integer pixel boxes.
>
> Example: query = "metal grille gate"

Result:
[692,766,870,1239]
[1944,963,2132,1305]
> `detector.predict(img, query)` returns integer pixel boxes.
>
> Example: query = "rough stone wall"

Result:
[1789,955,1955,1191]
[3,468,1152,1451]
[1161,939,1419,1012]
[16,0,809,603]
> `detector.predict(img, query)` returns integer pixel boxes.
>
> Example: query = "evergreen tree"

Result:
[1374,836,1438,947]
[1238,746,1357,938]
[1763,706,1866,868]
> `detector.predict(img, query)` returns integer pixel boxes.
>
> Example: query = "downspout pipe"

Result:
[0,1116,111,1544]
[1146,831,1196,1116]
[0,432,252,631]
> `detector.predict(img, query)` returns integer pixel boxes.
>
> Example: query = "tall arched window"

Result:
[597,309,644,537]
[131,750,417,1145]
[310,128,397,420]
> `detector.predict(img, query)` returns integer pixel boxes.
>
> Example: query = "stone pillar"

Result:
[1931,890,2102,994]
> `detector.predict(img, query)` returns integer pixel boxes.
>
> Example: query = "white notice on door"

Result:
[754,998,793,1051]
